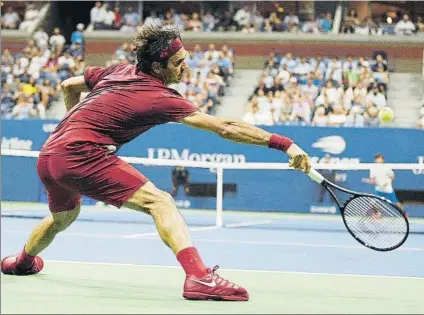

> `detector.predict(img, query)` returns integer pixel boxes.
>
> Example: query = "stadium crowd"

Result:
[104,42,234,115]
[1,25,86,119]
[89,2,336,34]
[1,3,42,31]
[243,52,390,127]
[87,2,424,36]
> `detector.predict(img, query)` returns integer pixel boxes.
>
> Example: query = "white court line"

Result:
[123,225,220,239]
[43,260,424,281]
[193,238,424,252]
[3,229,423,251]
[225,220,272,228]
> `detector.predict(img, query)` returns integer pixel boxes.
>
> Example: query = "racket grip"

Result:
[308,168,325,184]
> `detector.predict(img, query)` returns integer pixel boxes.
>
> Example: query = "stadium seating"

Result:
[1,26,85,119]
[243,53,390,127]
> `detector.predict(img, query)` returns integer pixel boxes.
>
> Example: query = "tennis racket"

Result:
[307,168,409,251]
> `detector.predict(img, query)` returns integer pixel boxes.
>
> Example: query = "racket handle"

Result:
[308,168,325,184]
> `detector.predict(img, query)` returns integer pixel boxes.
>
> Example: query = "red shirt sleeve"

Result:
[154,91,199,122]
[84,65,118,90]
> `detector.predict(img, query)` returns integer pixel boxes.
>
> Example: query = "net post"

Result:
[216,167,224,227]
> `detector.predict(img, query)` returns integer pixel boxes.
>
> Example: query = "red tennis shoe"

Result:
[183,265,249,301]
[1,254,44,276]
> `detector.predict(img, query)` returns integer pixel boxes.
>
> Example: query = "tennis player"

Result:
[362,154,406,216]
[1,23,311,301]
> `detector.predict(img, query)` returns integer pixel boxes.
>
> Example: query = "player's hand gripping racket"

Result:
[307,168,409,251]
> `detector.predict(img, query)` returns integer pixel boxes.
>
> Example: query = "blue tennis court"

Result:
[2,202,423,313]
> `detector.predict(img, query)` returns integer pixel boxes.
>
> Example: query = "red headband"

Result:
[159,38,183,60]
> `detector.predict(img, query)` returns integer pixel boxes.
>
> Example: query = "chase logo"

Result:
[312,136,346,154]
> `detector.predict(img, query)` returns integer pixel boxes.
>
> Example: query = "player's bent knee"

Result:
[124,182,176,214]
[52,204,81,232]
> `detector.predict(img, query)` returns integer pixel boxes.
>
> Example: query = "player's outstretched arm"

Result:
[181,111,311,173]
[60,75,89,111]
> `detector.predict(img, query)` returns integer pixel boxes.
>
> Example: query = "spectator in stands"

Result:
[233,6,251,31]
[90,1,104,30]
[415,16,424,33]
[302,16,320,34]
[243,102,264,125]
[124,6,141,28]
[37,79,59,119]
[366,85,387,109]
[186,12,202,32]
[19,3,40,32]
[113,7,122,30]
[57,51,75,81]
[289,94,311,125]
[102,4,116,30]
[345,105,365,127]
[1,83,17,117]
[311,106,329,127]
[145,10,162,26]
[67,41,84,60]
[10,93,37,120]
[49,27,66,53]
[395,14,416,36]
[342,8,360,34]
[71,23,85,46]
[33,27,49,49]
[364,106,380,126]
[1,7,20,29]
[319,12,333,33]
[283,11,300,33]
[328,104,347,127]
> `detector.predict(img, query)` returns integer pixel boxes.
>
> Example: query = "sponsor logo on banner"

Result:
[42,123,58,133]
[147,148,246,163]
[309,205,337,214]
[312,136,346,154]
[1,137,33,150]
[413,156,424,175]
[311,135,360,164]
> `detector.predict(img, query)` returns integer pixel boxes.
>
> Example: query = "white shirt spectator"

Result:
[33,30,49,49]
[144,15,161,26]
[283,14,300,25]
[19,7,40,31]
[290,101,311,123]
[58,55,75,68]
[365,91,386,109]
[345,113,365,127]
[276,69,291,85]
[103,9,116,26]
[91,4,103,24]
[2,9,20,28]
[243,110,265,125]
[234,8,251,27]
[18,56,30,70]
[294,62,311,75]
[28,54,47,78]
[328,112,347,126]
[49,34,66,49]
[302,83,319,100]
[395,20,416,36]
[312,114,329,127]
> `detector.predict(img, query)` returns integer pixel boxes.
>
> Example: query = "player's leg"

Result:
[124,182,248,301]
[124,182,193,254]
[24,204,81,256]
[1,156,82,275]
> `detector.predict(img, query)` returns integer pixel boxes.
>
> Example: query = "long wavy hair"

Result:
[133,22,181,74]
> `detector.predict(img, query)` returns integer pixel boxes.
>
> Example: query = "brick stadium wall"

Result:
[3,33,423,72]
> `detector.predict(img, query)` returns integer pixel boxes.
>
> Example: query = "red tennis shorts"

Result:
[37,144,148,212]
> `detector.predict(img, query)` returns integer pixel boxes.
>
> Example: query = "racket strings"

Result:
[344,196,407,250]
